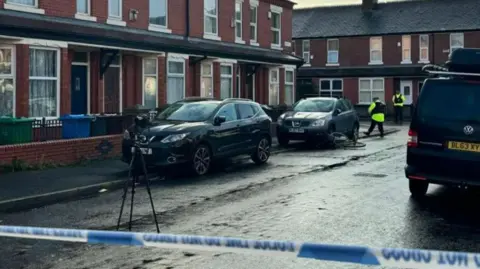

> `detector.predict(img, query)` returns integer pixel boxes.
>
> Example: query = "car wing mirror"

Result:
[214,115,227,126]
[333,109,342,116]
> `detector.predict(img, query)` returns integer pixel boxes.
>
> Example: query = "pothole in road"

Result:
[353,172,388,178]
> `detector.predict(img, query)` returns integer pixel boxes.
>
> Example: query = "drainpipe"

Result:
[186,0,190,38]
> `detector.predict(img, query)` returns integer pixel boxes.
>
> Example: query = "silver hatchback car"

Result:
[276,97,360,146]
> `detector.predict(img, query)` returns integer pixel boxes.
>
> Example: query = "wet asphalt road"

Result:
[2,125,480,269]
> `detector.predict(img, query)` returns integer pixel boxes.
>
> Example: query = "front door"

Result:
[400,80,413,105]
[246,74,255,101]
[104,66,120,113]
[210,103,242,156]
[71,65,88,115]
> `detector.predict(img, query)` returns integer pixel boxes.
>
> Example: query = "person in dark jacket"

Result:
[364,97,385,138]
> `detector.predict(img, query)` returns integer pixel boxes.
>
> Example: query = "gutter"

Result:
[186,0,190,38]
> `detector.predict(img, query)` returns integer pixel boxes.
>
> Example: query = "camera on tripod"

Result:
[116,112,160,233]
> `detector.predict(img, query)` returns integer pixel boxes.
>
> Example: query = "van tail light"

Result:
[407,129,418,148]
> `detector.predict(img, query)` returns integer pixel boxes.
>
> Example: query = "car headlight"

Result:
[123,130,131,140]
[161,133,190,143]
[311,119,326,127]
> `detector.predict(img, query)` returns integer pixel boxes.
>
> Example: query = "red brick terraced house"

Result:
[292,0,480,118]
[0,0,302,168]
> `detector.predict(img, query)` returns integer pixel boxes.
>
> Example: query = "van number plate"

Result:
[447,141,480,152]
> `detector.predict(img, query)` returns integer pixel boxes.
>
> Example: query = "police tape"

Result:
[0,225,479,269]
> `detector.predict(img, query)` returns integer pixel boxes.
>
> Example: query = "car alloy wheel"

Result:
[256,138,271,163]
[193,146,211,176]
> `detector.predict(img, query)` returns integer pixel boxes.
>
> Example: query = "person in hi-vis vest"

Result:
[364,97,385,138]
[392,89,406,124]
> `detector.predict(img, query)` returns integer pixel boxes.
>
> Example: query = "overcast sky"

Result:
[292,0,401,8]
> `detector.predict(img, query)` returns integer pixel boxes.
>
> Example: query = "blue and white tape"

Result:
[0,225,479,269]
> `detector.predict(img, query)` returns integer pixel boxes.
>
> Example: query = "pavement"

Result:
[0,122,402,213]
[4,125,480,269]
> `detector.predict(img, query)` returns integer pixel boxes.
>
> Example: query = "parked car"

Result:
[122,97,272,176]
[276,97,359,146]
[406,48,480,197]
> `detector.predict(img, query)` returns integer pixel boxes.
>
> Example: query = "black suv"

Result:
[406,48,480,197]
[276,97,359,146]
[122,98,272,176]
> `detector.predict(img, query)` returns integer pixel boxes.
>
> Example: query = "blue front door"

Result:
[71,65,88,114]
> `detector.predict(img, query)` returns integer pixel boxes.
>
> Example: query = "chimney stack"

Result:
[362,0,378,11]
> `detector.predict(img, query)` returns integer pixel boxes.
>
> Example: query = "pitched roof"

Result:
[293,0,480,39]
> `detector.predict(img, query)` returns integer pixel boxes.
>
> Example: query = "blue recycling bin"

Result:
[60,114,93,139]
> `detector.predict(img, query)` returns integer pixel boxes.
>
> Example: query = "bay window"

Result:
[166,59,185,104]
[269,69,279,105]
[0,47,15,117]
[284,70,294,105]
[29,48,59,118]
[201,63,213,97]
[204,0,218,36]
[143,58,157,109]
[359,78,384,104]
[220,65,233,99]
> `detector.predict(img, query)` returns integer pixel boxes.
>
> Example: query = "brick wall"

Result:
[0,135,123,168]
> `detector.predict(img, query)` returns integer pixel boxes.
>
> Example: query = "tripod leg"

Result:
[128,175,136,231]
[139,152,160,233]
[116,152,135,231]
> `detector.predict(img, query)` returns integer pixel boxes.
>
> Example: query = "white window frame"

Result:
[142,58,158,108]
[166,58,186,104]
[0,46,16,117]
[201,62,214,97]
[319,79,343,98]
[107,0,126,26]
[235,0,244,44]
[204,0,220,40]
[270,5,283,50]
[401,35,412,64]
[75,0,97,21]
[71,52,91,114]
[450,33,464,54]
[302,40,310,65]
[220,64,234,99]
[5,0,45,14]
[327,39,339,65]
[369,37,383,65]
[358,78,385,104]
[249,0,258,46]
[419,34,429,63]
[148,0,171,33]
[284,69,295,105]
[29,47,61,119]
[102,54,123,113]
[268,68,280,105]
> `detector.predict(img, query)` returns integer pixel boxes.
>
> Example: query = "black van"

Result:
[405,48,480,197]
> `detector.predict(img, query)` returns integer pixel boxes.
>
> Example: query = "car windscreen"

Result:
[156,102,220,121]
[417,80,480,121]
[293,99,334,112]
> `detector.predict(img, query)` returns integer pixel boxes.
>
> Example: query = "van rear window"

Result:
[417,80,480,121]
